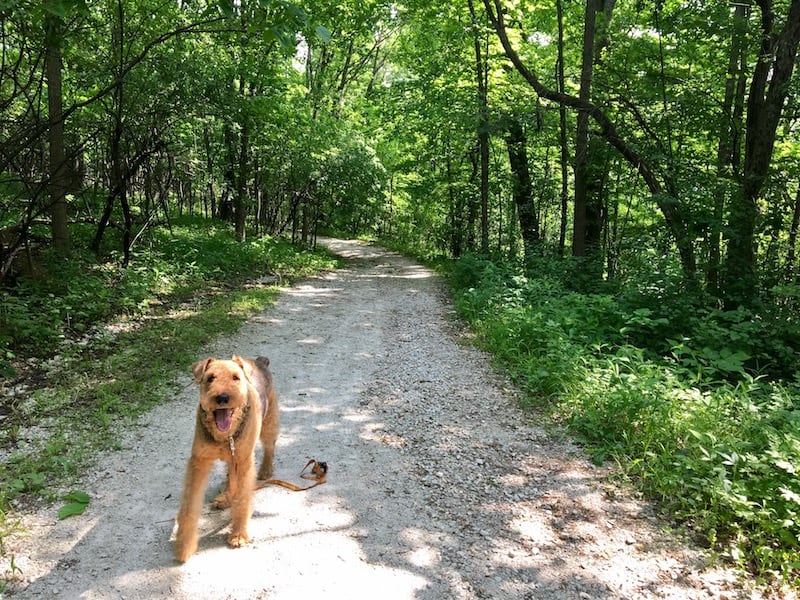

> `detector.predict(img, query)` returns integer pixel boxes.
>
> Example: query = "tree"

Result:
[468,0,490,254]
[504,117,539,258]
[723,0,800,308]
[482,0,698,278]
[44,0,70,257]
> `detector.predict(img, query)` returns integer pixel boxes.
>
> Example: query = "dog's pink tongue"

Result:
[214,409,233,432]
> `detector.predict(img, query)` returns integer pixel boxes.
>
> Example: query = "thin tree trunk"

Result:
[556,0,568,257]
[788,179,800,283]
[709,1,749,296]
[505,118,539,259]
[45,5,70,256]
[203,123,215,219]
[572,0,598,259]
[235,118,249,242]
[468,0,490,254]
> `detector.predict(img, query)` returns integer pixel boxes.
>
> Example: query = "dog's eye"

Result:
[206,375,215,383]
[232,374,240,381]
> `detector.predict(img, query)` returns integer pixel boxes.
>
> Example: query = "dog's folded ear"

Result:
[192,357,214,383]
[232,355,254,383]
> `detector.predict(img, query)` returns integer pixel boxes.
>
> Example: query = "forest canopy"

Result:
[2,0,800,308]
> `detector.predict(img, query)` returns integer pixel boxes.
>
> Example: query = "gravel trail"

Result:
[3,238,766,599]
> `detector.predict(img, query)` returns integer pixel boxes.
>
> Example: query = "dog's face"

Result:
[192,356,254,435]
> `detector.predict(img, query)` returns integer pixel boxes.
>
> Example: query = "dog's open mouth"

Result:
[214,408,234,432]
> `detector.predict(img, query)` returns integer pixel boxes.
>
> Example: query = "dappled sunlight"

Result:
[342,413,371,423]
[399,528,446,569]
[10,239,753,600]
[360,421,406,447]
[283,283,344,298]
[374,265,434,280]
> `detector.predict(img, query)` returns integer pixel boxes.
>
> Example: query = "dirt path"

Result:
[3,239,767,599]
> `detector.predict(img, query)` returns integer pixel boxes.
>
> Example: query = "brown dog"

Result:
[174,355,279,562]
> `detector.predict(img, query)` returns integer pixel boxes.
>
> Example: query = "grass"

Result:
[0,217,340,586]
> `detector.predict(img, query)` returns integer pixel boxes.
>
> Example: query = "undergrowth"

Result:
[447,253,800,587]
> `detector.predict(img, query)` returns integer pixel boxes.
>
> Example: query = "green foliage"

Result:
[58,491,90,520]
[0,218,333,369]
[448,253,800,585]
[0,503,23,593]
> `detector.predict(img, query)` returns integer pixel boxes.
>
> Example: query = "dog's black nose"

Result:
[216,393,230,405]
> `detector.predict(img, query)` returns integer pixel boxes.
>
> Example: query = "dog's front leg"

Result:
[227,456,255,548]
[174,455,213,562]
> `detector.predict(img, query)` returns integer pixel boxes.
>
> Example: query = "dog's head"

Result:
[192,356,256,435]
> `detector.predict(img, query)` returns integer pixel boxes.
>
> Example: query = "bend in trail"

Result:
[6,239,761,599]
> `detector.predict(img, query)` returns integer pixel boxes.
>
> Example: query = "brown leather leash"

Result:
[255,459,328,492]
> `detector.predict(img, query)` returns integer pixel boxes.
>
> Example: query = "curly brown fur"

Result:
[174,355,279,562]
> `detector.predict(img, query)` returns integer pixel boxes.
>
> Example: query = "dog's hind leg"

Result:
[257,390,280,480]
[174,455,213,562]
[212,473,232,509]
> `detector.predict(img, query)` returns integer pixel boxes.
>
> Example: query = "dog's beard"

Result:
[214,408,234,432]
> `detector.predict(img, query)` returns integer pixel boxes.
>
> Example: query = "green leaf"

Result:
[65,490,91,504]
[314,24,332,44]
[58,502,88,520]
[58,490,90,519]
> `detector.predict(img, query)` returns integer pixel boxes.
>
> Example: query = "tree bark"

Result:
[235,117,249,242]
[572,0,598,259]
[505,118,539,258]
[468,0,490,254]
[45,5,70,256]
[709,0,749,296]
[556,0,568,256]
[788,179,800,284]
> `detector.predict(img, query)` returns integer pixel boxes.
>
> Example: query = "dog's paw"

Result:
[212,492,231,509]
[174,535,198,563]
[227,532,250,548]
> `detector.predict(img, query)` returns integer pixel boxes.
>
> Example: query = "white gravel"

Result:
[1,238,779,599]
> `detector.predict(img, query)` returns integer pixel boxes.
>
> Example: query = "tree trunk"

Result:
[788,179,800,284]
[572,0,598,260]
[505,118,539,258]
[468,0,490,254]
[92,0,125,256]
[556,0,568,257]
[709,1,749,296]
[203,123,216,219]
[723,0,800,308]
[235,118,249,242]
[45,5,70,256]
